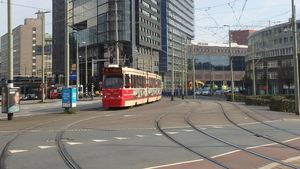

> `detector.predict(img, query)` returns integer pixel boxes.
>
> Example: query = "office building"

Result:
[53,0,162,88]
[0,13,52,80]
[231,30,257,45]
[186,42,248,90]
[246,21,300,95]
[160,0,194,73]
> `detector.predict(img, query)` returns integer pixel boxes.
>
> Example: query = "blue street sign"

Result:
[70,72,77,80]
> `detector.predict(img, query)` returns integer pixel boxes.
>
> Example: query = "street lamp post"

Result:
[224,25,234,101]
[291,0,300,115]
[266,67,270,94]
[36,10,50,102]
[82,42,88,97]
[171,27,175,101]
[76,35,79,100]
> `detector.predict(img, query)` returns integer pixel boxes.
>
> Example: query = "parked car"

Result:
[0,95,2,101]
[195,90,201,95]
[214,90,222,95]
[202,89,210,96]
[29,94,38,100]
[20,94,28,100]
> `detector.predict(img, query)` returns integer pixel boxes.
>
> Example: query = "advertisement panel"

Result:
[62,88,77,108]
[2,87,20,113]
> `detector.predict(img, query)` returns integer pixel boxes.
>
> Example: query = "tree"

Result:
[241,74,252,94]
[278,63,294,94]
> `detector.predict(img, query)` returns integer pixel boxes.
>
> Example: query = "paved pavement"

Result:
[5,94,300,168]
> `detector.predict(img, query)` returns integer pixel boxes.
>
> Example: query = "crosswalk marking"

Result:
[183,129,194,132]
[153,133,162,136]
[9,150,28,153]
[66,142,83,145]
[92,139,108,142]
[115,137,129,140]
[38,146,56,149]
[166,132,179,135]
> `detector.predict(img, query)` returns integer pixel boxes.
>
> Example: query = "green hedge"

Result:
[226,94,247,102]
[244,95,270,106]
[269,95,295,113]
[231,94,296,113]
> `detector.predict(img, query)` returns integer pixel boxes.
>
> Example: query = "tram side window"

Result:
[158,79,161,88]
[131,75,135,88]
[142,76,146,88]
[138,76,142,88]
[125,74,130,88]
[149,78,155,88]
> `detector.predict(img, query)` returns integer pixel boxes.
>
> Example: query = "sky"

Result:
[0,0,300,44]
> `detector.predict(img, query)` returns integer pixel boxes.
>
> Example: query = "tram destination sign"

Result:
[104,68,122,73]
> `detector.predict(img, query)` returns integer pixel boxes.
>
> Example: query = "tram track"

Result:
[216,102,300,151]
[0,101,163,169]
[155,100,300,169]
[0,110,107,169]
[228,102,300,138]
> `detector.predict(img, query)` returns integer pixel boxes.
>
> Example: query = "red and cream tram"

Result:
[102,65,162,108]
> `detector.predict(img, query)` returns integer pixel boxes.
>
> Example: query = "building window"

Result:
[267,60,278,67]
[269,72,278,79]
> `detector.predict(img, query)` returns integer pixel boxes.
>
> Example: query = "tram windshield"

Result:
[103,76,123,89]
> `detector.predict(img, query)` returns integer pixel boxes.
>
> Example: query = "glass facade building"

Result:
[52,0,194,92]
[160,0,195,72]
[185,43,247,90]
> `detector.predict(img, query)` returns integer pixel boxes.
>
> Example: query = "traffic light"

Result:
[89,76,94,83]
[109,56,113,64]
[129,56,133,63]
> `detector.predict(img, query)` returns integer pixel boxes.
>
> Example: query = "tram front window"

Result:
[103,76,123,89]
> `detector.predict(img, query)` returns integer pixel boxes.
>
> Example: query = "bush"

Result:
[238,94,295,113]
[60,108,79,114]
[269,95,294,113]
[244,96,270,106]
[226,94,247,102]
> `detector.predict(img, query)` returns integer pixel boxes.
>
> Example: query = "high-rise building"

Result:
[52,0,194,91]
[231,30,257,45]
[160,0,194,72]
[0,13,52,79]
[53,0,163,86]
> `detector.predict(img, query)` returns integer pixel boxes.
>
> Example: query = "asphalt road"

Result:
[0,96,300,169]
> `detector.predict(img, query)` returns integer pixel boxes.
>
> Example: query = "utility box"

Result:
[2,87,20,113]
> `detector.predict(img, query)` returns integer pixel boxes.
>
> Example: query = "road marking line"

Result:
[38,146,56,149]
[211,150,241,158]
[282,137,300,143]
[66,142,83,145]
[153,133,162,136]
[115,137,129,140]
[9,150,28,153]
[92,139,108,142]
[166,132,179,135]
[143,159,204,169]
[182,129,194,132]
[124,115,135,117]
[247,143,277,149]
[136,135,147,138]
[212,126,223,128]
[258,156,300,169]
